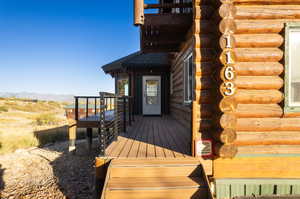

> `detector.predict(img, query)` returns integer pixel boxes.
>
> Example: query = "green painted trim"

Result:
[216,179,300,199]
[216,179,300,185]
[235,153,300,158]
[284,22,300,113]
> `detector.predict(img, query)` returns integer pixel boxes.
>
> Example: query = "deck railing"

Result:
[74,93,134,156]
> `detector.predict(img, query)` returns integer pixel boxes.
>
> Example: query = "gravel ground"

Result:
[0,140,99,199]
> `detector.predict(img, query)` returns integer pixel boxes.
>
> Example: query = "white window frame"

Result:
[183,53,193,104]
[285,22,300,113]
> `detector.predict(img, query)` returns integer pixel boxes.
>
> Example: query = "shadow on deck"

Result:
[105,116,192,158]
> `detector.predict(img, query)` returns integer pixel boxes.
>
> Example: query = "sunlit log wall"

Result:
[218,0,300,156]
[191,0,220,156]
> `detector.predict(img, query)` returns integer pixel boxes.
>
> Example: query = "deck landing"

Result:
[105,116,192,158]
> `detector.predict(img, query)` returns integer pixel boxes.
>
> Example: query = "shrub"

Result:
[35,114,60,126]
[0,133,38,154]
[0,106,8,113]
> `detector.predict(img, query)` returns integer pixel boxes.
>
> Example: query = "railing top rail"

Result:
[74,96,100,99]
[74,94,133,99]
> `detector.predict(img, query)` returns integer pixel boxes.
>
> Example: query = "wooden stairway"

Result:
[101,159,213,199]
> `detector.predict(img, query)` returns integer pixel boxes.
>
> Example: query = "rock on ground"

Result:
[0,140,99,199]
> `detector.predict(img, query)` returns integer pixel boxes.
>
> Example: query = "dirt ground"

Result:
[0,139,100,199]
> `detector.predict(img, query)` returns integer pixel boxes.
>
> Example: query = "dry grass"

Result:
[0,106,8,113]
[0,98,70,154]
[0,130,38,154]
[35,113,60,126]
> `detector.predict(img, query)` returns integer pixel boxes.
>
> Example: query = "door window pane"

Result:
[146,80,158,105]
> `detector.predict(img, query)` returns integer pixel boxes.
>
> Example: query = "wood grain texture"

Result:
[235,76,283,90]
[235,62,283,76]
[235,131,300,146]
[236,104,283,118]
[220,34,283,48]
[237,118,300,131]
[234,48,283,62]
[235,5,300,19]
[235,89,283,104]
[214,157,300,178]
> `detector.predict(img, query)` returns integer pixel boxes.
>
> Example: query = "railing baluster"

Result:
[114,97,118,140]
[94,98,97,116]
[132,97,135,122]
[129,97,132,126]
[75,97,79,121]
[123,97,126,133]
[86,98,89,118]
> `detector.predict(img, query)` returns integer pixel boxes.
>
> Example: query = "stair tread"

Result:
[111,159,202,167]
[105,188,209,199]
[107,177,207,190]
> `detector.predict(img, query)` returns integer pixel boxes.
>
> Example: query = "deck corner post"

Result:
[68,119,77,153]
[98,93,106,157]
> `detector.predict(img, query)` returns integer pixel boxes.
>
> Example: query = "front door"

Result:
[143,76,161,115]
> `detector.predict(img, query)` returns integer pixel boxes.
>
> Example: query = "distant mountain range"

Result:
[0,92,74,102]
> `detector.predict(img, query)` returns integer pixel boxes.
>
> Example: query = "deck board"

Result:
[106,116,192,158]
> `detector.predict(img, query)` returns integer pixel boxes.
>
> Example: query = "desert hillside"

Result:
[0,97,69,154]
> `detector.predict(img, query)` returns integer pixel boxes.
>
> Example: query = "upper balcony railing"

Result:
[134,0,193,26]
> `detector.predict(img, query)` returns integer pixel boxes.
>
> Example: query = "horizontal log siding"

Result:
[170,41,192,130]
[229,1,300,156]
[192,1,218,156]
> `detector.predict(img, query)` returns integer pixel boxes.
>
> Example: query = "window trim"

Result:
[183,53,193,104]
[285,22,300,113]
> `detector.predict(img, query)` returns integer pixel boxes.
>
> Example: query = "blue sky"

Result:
[0,0,140,95]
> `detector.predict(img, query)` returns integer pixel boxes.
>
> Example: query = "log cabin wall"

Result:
[170,40,193,129]
[217,0,300,157]
[191,0,219,156]
[213,2,300,197]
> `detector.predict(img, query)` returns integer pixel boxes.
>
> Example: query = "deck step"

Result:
[105,188,208,199]
[101,159,212,199]
[107,177,207,190]
[109,159,203,178]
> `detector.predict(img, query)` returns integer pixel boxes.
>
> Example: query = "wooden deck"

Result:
[105,116,192,158]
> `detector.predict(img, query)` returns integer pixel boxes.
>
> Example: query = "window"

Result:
[184,53,193,103]
[285,23,300,112]
[117,76,129,96]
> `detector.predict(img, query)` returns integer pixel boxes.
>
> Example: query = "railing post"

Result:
[114,97,118,140]
[128,97,132,126]
[86,98,89,118]
[75,97,79,121]
[131,97,135,122]
[123,97,126,133]
[98,93,106,157]
[94,98,97,116]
